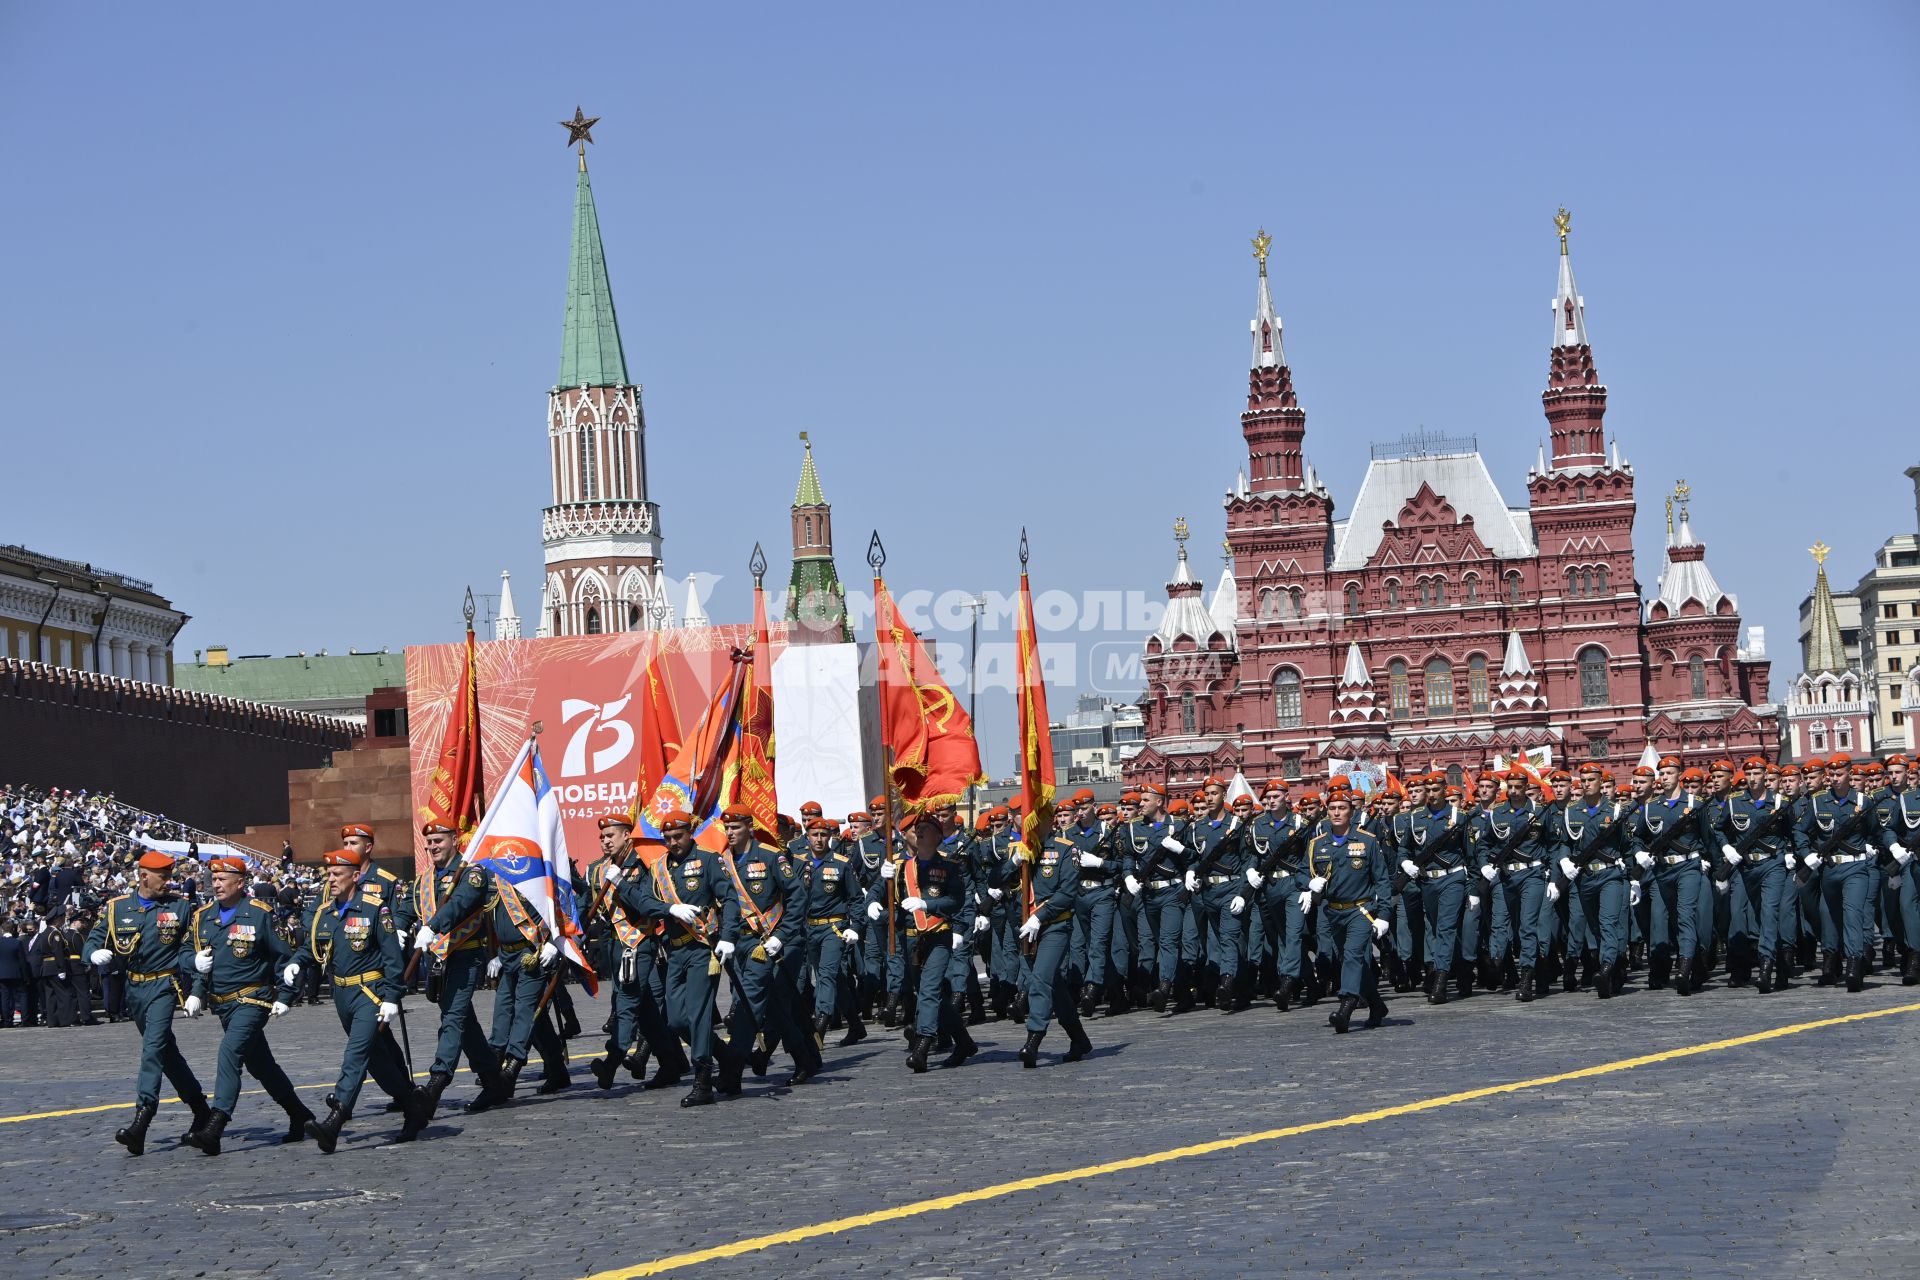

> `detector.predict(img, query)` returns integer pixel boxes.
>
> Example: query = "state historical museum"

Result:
[1125,216,1778,793]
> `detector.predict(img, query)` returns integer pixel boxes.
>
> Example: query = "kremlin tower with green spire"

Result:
[539,110,664,638]
[785,433,850,643]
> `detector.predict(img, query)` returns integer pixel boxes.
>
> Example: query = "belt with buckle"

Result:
[128,969,177,984]
[334,970,385,988]
[807,915,847,926]
[667,933,706,949]
[1504,860,1542,873]
[1424,866,1462,879]
[1146,878,1179,890]
[1746,850,1776,861]
[1207,874,1237,885]
[498,941,530,953]
[1660,854,1695,865]
[1586,859,1617,873]
[1079,877,1112,889]
[211,984,273,1007]
[1829,853,1866,864]
[1327,899,1367,911]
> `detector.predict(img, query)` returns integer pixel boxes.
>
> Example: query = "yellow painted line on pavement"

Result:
[0,1048,613,1125]
[581,1000,1920,1279]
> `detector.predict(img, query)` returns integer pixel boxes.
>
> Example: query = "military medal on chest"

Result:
[228,922,256,958]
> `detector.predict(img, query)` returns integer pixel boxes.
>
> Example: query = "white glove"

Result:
[840,928,861,945]
[1077,852,1103,869]
[602,865,622,885]
[414,925,437,950]
[668,903,700,924]
[1558,857,1579,879]
[1246,867,1265,889]
[1479,864,1497,884]
[282,962,301,985]
[987,886,1004,901]
[536,941,558,966]
[193,948,213,974]
[1802,852,1821,870]
[1629,881,1643,906]
[1722,844,1742,866]
[1714,879,1730,895]
[1634,851,1655,870]
[377,1001,399,1024]
[1182,870,1198,892]
[713,940,736,960]
[1784,853,1798,870]
[901,896,927,913]
[1467,895,1481,911]
[866,901,884,921]
[1160,836,1184,854]
[1307,876,1327,894]
[951,930,966,948]
[972,914,989,934]
[1296,890,1314,913]
[270,1001,289,1017]
[1229,895,1246,916]
[1893,844,1912,866]
[1124,874,1143,894]
[1371,916,1390,939]
[1400,860,1420,877]
[487,957,503,979]
[879,860,899,880]
[1018,914,1040,942]
[762,935,783,957]
[1545,883,1561,903]
[89,948,112,965]
[183,995,203,1017]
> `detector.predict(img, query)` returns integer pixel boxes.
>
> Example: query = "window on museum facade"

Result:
[1434,578,1448,606]
[1463,574,1479,604]
[1690,654,1708,699]
[1181,693,1197,735]
[1423,658,1455,715]
[1468,654,1490,714]
[1345,583,1362,617]
[1386,581,1401,609]
[1273,668,1302,728]
[1290,587,1305,619]
[1388,661,1410,720]
[1596,565,1610,594]
[578,428,598,500]
[1579,646,1610,707]
[1837,722,1852,750]
[1281,755,1302,780]
[1507,573,1524,605]
[585,607,602,635]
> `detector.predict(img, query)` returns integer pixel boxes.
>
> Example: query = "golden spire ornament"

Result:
[1251,228,1272,276]
[1555,206,1571,254]
[1810,540,1831,567]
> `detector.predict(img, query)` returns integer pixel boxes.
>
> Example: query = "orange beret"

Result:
[598,813,634,831]
[1632,765,1655,778]
[1326,776,1352,793]
[869,796,887,809]
[1657,756,1681,770]
[1887,754,1909,767]
[1780,764,1802,776]
[1229,795,1255,809]
[322,848,364,868]
[1120,791,1140,803]
[806,818,834,833]
[1711,759,1735,773]
[209,856,248,875]
[1743,755,1769,769]
[1299,790,1323,803]
[1203,775,1228,789]
[1097,803,1119,816]
[1827,753,1852,766]
[720,804,755,822]
[657,809,694,830]
[799,801,824,816]
[1142,782,1168,797]
[136,850,175,872]
[421,821,458,836]
[847,811,868,823]
[1681,767,1706,780]
[340,823,374,841]
[1167,798,1192,814]
[1070,788,1096,805]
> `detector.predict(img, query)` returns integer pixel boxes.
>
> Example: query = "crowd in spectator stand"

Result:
[0,784,326,1028]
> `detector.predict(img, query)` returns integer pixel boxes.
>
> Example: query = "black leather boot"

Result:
[1675,961,1692,996]
[282,1102,315,1144]
[1648,951,1670,990]
[716,1051,744,1097]
[590,1055,621,1090]
[421,1069,453,1119]
[178,1097,212,1147]
[942,1024,978,1069]
[1064,1026,1092,1062]
[1847,955,1866,992]
[1151,981,1170,1013]
[1274,975,1297,1012]
[1364,992,1389,1029]
[1757,959,1775,994]
[642,1058,685,1091]
[679,1060,715,1108]
[839,1011,868,1047]
[1330,995,1360,1034]
[396,1088,431,1143]
[626,1045,652,1081]
[499,1056,526,1097]
[1019,1030,1044,1068]
[467,1069,512,1113]
[906,1034,931,1074]
[306,1096,347,1155]
[1818,951,1841,987]
[1904,951,1920,986]
[1516,968,1535,1002]
[968,983,988,1025]
[116,1101,158,1157]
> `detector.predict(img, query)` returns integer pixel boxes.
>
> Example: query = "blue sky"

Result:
[1,4,1915,772]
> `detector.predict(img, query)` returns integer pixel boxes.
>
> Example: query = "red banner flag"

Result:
[726,581,779,844]
[419,624,485,841]
[873,573,984,816]
[626,653,686,829]
[636,653,750,860]
[1014,568,1054,851]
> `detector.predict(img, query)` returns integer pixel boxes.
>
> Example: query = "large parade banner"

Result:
[406,627,752,871]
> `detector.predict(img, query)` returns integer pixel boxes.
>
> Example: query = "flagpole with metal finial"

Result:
[868,531,899,960]
[1016,528,1039,960]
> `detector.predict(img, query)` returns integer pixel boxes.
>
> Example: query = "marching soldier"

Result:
[1062,789,1124,1017]
[1474,768,1553,1001]
[869,808,977,1073]
[1402,773,1472,1003]
[1711,757,1797,992]
[1121,783,1188,1012]
[582,812,689,1091]
[403,823,513,1113]
[1179,778,1247,1011]
[1300,785,1390,1033]
[1628,757,1712,995]
[181,856,312,1154]
[619,810,740,1106]
[979,806,1023,1019]
[1797,755,1904,991]
[1004,810,1091,1066]
[85,849,212,1156]
[1871,755,1920,984]
[715,806,821,1093]
[799,817,868,1048]
[290,848,429,1153]
[1553,764,1629,998]
[1246,780,1313,1011]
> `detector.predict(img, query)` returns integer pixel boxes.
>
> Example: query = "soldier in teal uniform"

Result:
[1124,783,1188,1012]
[619,809,741,1107]
[1001,813,1090,1066]
[1196,788,1257,1012]
[1627,757,1713,995]
[714,806,821,1093]
[844,806,892,1021]
[1300,785,1390,1033]
[1552,764,1629,998]
[1245,780,1313,1011]
[1868,754,1920,984]
[290,848,428,1153]
[401,822,512,1114]
[85,849,211,1156]
[1388,776,1430,995]
[1709,756,1798,993]
[979,806,1024,1019]
[180,856,311,1155]
[1797,754,1901,991]
[582,812,689,1092]
[799,817,868,1048]
[1060,790,1121,1017]
[1473,768,1553,1001]
[1402,776,1472,1003]
[870,808,977,1073]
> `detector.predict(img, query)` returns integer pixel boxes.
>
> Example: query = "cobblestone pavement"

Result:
[3,977,1917,1278]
